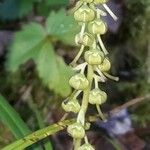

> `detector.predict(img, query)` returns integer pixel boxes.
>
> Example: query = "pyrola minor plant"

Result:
[62,0,119,149]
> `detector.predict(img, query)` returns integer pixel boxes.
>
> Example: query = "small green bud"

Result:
[98,58,111,72]
[62,99,80,113]
[94,0,108,4]
[84,50,104,65]
[69,73,89,90]
[78,143,95,150]
[75,33,94,46]
[67,123,85,139]
[88,19,107,35]
[89,89,107,105]
[74,5,95,22]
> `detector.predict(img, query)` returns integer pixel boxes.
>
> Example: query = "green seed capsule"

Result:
[89,89,107,105]
[88,19,107,35]
[78,143,95,150]
[69,73,89,90]
[62,99,80,113]
[84,50,104,65]
[94,0,108,4]
[74,5,95,22]
[98,58,111,72]
[75,33,94,46]
[81,0,93,3]
[67,123,85,139]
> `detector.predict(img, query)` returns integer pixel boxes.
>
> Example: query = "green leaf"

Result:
[0,0,35,20]
[52,56,73,96]
[7,10,76,96]
[0,94,31,138]
[0,95,42,150]
[46,9,80,45]
[37,41,59,85]
[37,41,72,97]
[28,99,53,150]
[2,119,74,150]
[7,23,46,72]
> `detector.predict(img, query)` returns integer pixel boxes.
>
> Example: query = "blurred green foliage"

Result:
[0,95,44,150]
[0,0,150,148]
[0,0,35,20]
[7,9,79,97]
[0,0,69,20]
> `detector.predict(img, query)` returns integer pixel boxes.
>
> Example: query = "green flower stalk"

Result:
[62,0,118,149]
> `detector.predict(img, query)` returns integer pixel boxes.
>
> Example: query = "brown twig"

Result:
[109,94,150,115]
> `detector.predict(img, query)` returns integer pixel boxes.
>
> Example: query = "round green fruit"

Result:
[69,73,89,90]
[75,33,94,46]
[81,0,93,3]
[98,58,111,72]
[84,50,104,65]
[62,99,80,113]
[74,5,95,22]
[89,88,107,105]
[67,123,85,139]
[88,19,107,35]
[94,0,108,4]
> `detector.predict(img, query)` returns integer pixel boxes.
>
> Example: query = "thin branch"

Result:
[109,94,150,115]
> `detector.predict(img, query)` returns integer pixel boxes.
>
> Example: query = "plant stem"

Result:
[96,104,106,121]
[74,139,81,150]
[97,35,108,55]
[103,4,118,21]
[75,65,94,148]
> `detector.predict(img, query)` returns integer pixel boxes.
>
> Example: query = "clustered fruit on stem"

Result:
[62,0,118,149]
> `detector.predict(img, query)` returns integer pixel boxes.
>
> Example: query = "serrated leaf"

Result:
[46,9,80,45]
[7,23,46,71]
[37,42,72,97]
[0,0,35,20]
[7,11,75,96]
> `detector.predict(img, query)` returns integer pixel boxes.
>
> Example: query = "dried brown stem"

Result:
[109,94,150,115]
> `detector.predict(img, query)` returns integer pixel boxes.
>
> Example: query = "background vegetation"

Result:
[0,0,149,149]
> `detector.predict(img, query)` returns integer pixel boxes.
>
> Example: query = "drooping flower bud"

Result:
[69,73,89,90]
[81,0,93,3]
[74,5,95,22]
[67,123,85,139]
[94,0,108,4]
[89,88,107,105]
[78,143,95,150]
[84,50,104,65]
[98,58,111,72]
[88,19,107,35]
[75,33,94,46]
[62,99,80,113]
